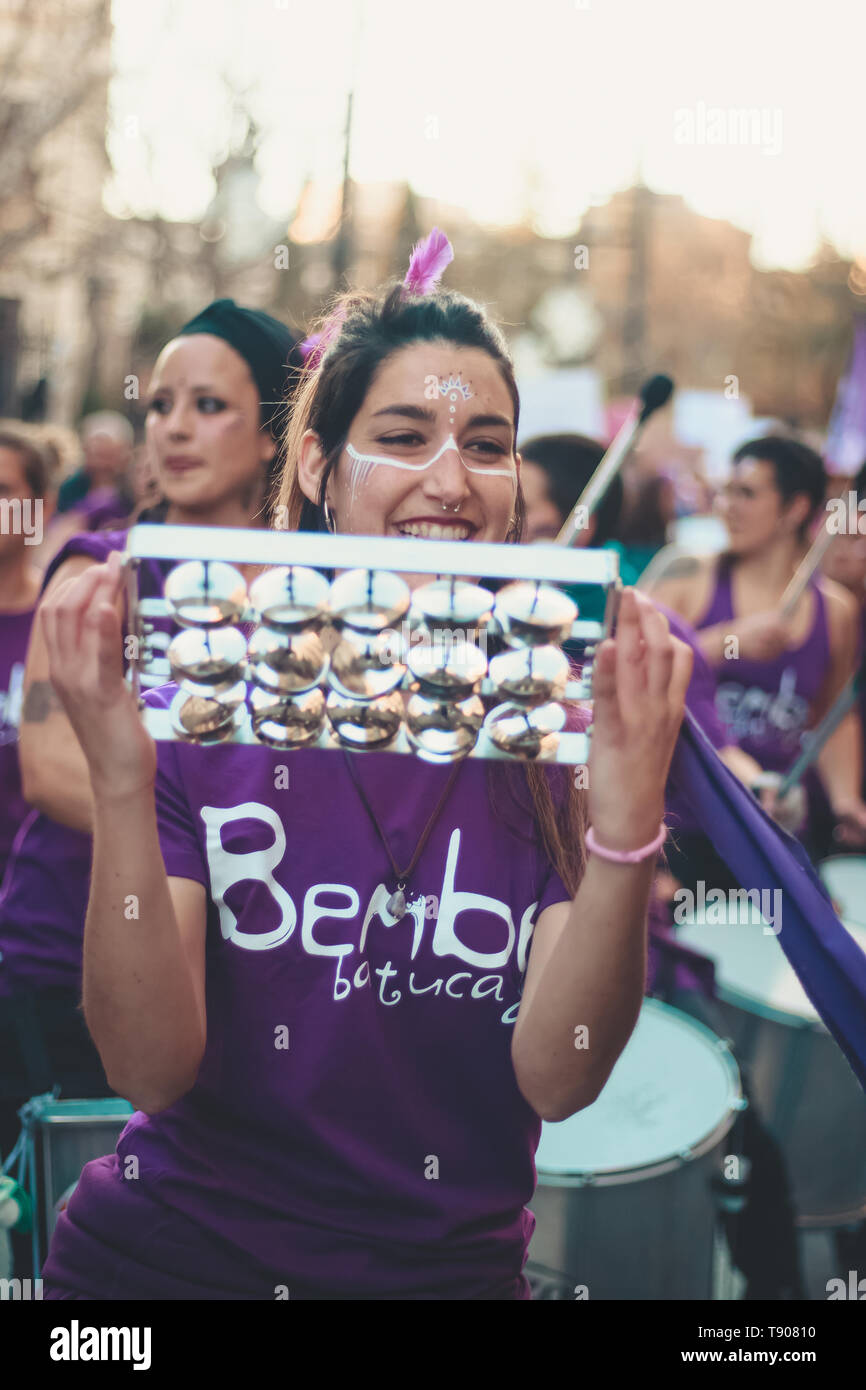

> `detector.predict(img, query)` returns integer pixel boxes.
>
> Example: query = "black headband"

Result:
[177,298,299,432]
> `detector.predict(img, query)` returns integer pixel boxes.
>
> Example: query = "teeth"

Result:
[398,522,472,540]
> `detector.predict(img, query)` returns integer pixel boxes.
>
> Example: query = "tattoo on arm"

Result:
[643,551,702,590]
[22,680,62,723]
[659,553,701,580]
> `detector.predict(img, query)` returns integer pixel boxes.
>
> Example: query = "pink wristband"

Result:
[585,821,667,864]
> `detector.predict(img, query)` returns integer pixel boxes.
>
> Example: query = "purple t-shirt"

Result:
[43,683,573,1300]
[0,531,169,997]
[0,607,35,885]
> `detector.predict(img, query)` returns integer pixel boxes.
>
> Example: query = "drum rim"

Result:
[534,998,743,1185]
[818,855,866,931]
[675,916,831,1030]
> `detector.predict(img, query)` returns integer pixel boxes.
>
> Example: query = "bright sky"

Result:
[106,0,866,271]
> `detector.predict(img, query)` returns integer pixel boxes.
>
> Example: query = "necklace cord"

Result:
[342,751,461,887]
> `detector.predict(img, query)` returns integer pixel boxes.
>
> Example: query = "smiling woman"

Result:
[38,234,692,1302]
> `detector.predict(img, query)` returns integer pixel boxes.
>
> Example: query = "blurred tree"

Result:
[0,0,111,267]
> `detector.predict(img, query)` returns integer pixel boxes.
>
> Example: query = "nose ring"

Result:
[441,501,461,513]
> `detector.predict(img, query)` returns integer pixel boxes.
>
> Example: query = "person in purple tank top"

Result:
[647,435,866,857]
[820,458,866,819]
[0,428,53,881]
[37,238,692,1300]
[0,302,301,1276]
[0,427,56,1162]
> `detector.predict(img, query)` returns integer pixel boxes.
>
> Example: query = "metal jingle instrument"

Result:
[248,565,331,630]
[247,627,329,696]
[488,645,569,705]
[168,680,247,743]
[168,626,248,688]
[249,686,327,748]
[326,690,405,749]
[406,638,488,699]
[484,701,567,758]
[164,559,248,628]
[122,525,620,764]
[405,692,486,762]
[329,567,411,632]
[493,581,577,648]
[328,628,407,700]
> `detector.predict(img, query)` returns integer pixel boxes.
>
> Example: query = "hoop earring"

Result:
[323,499,335,533]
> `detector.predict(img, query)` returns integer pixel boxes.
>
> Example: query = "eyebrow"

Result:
[371,404,513,430]
[149,384,219,394]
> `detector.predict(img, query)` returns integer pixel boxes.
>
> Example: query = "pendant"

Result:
[387,885,407,918]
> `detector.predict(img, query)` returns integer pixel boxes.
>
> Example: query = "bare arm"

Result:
[511,861,653,1121]
[40,551,206,1112]
[512,591,692,1121]
[641,549,711,628]
[19,552,123,832]
[85,792,207,1112]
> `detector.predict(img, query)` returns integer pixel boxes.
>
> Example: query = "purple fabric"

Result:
[43,684,574,1299]
[0,530,169,996]
[696,557,830,773]
[654,601,727,839]
[668,707,866,1092]
[74,486,131,531]
[825,317,866,475]
[0,607,35,886]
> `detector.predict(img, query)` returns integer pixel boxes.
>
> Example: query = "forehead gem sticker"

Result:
[439,374,473,418]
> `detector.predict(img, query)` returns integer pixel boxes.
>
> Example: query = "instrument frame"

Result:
[122,524,622,764]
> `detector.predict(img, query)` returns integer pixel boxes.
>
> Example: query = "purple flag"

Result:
[668,708,866,1091]
[825,317,866,476]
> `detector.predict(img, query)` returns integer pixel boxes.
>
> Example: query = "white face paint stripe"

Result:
[345,437,516,505]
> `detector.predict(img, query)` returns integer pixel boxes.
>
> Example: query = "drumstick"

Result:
[778,480,847,620]
[776,655,866,798]
[556,374,674,548]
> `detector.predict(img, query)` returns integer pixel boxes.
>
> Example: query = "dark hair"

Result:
[732,435,826,538]
[518,432,622,545]
[0,426,52,499]
[276,283,523,540]
[618,474,676,547]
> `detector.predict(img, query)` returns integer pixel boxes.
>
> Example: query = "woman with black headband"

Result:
[36,234,691,1301]
[0,301,299,1275]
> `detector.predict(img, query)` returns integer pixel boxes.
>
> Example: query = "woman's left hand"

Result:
[586,587,693,851]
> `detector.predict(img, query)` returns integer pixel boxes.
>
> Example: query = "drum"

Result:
[676,891,866,1228]
[528,997,743,1299]
[819,855,866,930]
[21,1096,134,1273]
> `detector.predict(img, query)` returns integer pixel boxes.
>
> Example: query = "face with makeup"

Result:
[145,335,276,517]
[298,343,520,550]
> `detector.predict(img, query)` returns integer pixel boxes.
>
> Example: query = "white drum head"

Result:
[535,998,739,1178]
[676,903,866,1025]
[819,857,866,931]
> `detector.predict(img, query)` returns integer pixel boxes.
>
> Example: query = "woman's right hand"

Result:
[39,549,157,800]
[727,609,794,662]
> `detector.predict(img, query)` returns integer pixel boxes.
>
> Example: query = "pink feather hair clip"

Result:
[299,303,348,370]
[402,226,454,296]
[299,227,454,367]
